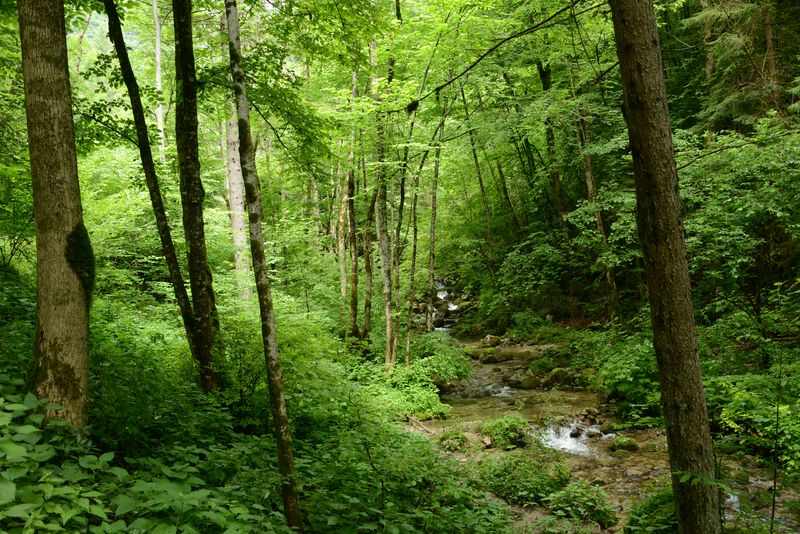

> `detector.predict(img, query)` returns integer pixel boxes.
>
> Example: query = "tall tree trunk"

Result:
[426,113,446,332]
[495,161,522,235]
[460,88,491,222]
[763,0,781,110]
[173,0,220,392]
[610,2,722,532]
[576,117,617,310]
[537,61,568,231]
[336,154,348,314]
[347,67,361,338]
[699,0,716,144]
[375,137,395,366]
[363,186,378,337]
[224,0,302,527]
[310,175,321,244]
[20,0,94,426]
[225,110,251,301]
[152,0,166,161]
[103,0,203,377]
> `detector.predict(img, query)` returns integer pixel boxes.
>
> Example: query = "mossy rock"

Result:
[609,434,639,452]
[542,367,575,389]
[479,349,515,364]
[438,430,469,452]
[529,356,559,374]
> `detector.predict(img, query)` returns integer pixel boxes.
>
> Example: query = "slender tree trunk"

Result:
[610,2,722,532]
[495,161,522,235]
[460,88,491,222]
[375,139,395,366]
[152,0,166,161]
[426,114,445,333]
[336,155,348,314]
[310,175,321,244]
[699,0,716,144]
[537,61,568,231]
[347,67,360,338]
[763,0,781,110]
[224,0,302,527]
[21,0,94,426]
[225,110,251,301]
[576,117,617,309]
[363,186,377,337]
[103,0,202,374]
[173,0,220,392]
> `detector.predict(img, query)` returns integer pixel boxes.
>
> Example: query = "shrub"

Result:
[480,415,530,450]
[480,447,569,506]
[624,489,678,533]
[439,430,470,452]
[544,480,618,529]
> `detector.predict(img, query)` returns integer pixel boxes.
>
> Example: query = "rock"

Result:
[479,335,502,348]
[612,449,630,459]
[599,420,616,434]
[626,466,648,478]
[586,428,603,438]
[482,436,492,448]
[570,426,584,438]
[479,349,515,364]
[542,367,574,388]
[609,435,639,452]
[590,478,607,487]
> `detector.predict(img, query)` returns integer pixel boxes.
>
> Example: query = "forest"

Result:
[1,0,799,532]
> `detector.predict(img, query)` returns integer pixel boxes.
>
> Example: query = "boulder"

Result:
[479,334,502,348]
[608,435,639,452]
[479,349,515,364]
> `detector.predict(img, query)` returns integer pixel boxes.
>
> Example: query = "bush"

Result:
[544,480,617,529]
[624,489,678,533]
[480,415,531,450]
[439,429,470,452]
[480,447,569,506]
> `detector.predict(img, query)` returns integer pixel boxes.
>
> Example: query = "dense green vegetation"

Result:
[1,0,799,531]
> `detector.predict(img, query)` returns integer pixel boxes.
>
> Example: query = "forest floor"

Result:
[408,337,800,533]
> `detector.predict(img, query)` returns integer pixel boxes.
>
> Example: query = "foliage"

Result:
[543,480,618,529]
[479,446,570,506]
[480,415,530,450]
[624,489,678,534]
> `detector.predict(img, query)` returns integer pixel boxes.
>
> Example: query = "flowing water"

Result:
[410,319,799,531]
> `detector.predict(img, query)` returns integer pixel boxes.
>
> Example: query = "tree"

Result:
[610,1,723,532]
[173,0,221,392]
[224,0,303,527]
[19,0,94,426]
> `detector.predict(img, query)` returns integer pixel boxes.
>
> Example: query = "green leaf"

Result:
[107,466,129,478]
[79,455,98,469]
[112,494,139,516]
[3,503,36,518]
[11,424,38,434]
[99,451,114,464]
[0,477,16,505]
[23,392,38,409]
[150,524,177,534]
[0,441,28,461]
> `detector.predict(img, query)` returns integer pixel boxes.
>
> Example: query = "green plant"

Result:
[438,430,470,452]
[624,489,678,533]
[544,480,618,529]
[480,415,530,450]
[480,447,570,506]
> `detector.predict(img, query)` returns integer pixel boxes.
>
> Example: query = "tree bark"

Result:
[537,61,568,231]
[224,0,302,527]
[363,186,378,337]
[495,161,522,235]
[103,0,204,375]
[460,88,491,222]
[173,0,220,392]
[20,0,94,426]
[426,110,446,333]
[152,0,166,161]
[347,67,360,338]
[610,2,722,533]
[225,109,251,301]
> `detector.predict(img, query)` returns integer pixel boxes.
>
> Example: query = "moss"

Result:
[65,222,95,305]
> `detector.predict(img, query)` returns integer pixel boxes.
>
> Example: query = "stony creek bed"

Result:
[408,338,800,532]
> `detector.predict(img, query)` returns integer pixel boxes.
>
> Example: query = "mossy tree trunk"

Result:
[610,2,723,532]
[20,0,94,426]
[173,0,221,392]
[224,0,302,527]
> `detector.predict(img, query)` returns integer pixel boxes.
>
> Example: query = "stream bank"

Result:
[408,328,800,532]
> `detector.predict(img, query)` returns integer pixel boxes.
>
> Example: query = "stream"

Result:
[412,284,799,531]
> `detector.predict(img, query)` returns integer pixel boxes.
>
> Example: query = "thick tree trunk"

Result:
[20,0,93,426]
[224,0,302,527]
[103,0,201,371]
[152,0,166,161]
[610,2,722,533]
[173,0,220,392]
